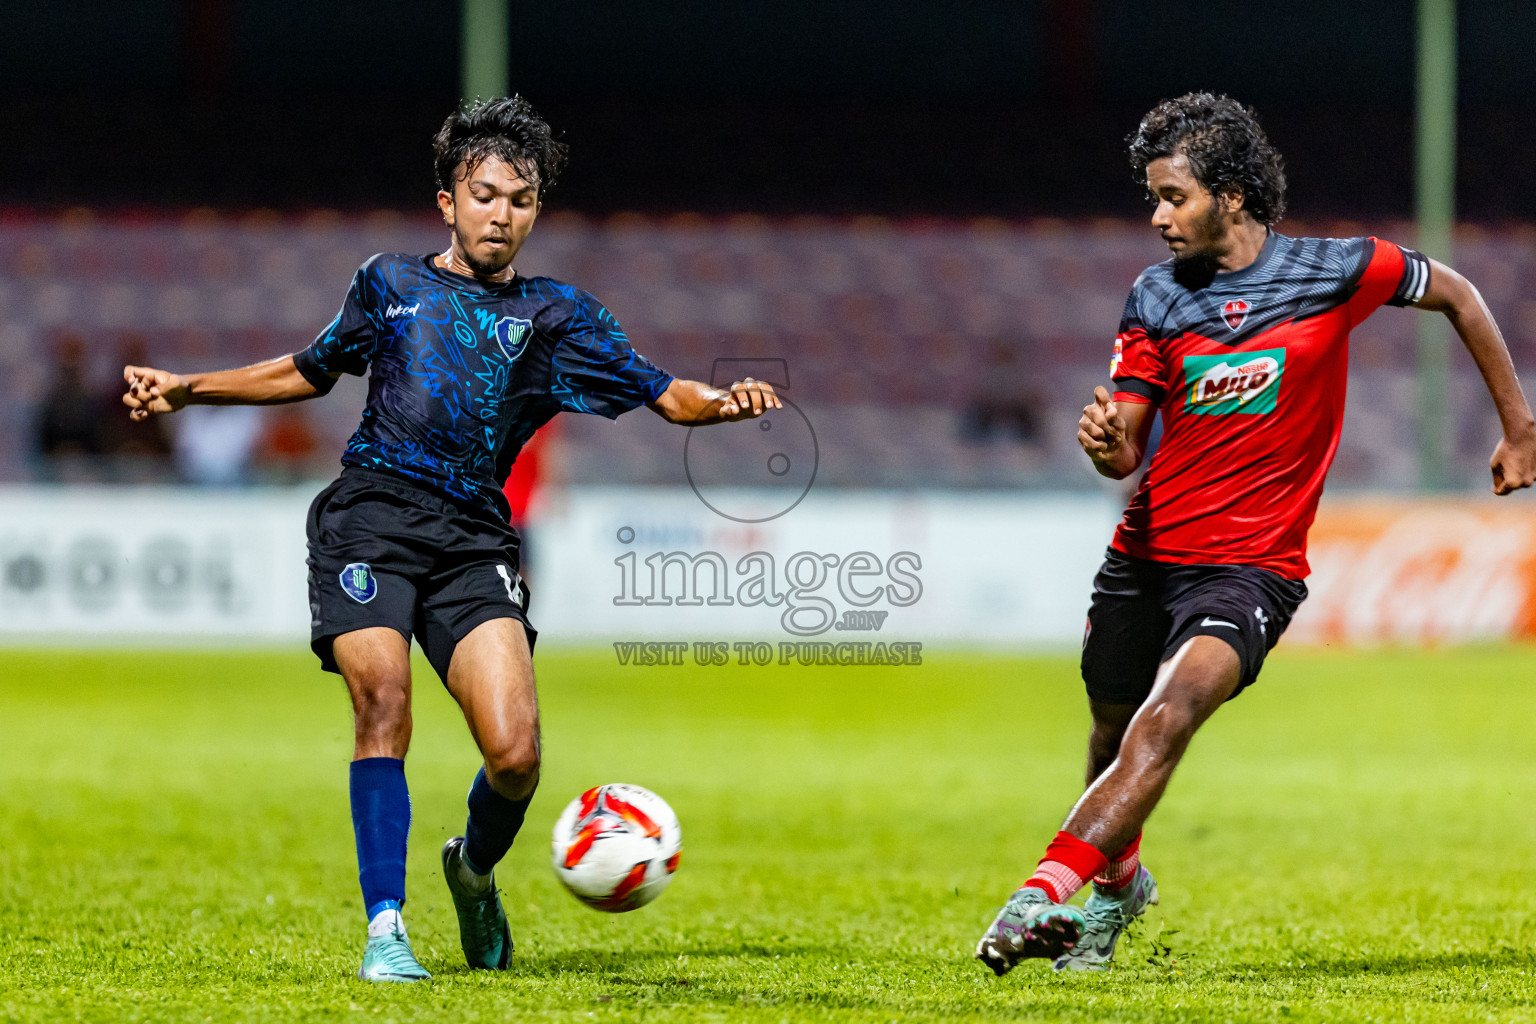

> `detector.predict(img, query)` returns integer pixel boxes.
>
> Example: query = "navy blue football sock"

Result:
[350,757,410,920]
[463,767,532,874]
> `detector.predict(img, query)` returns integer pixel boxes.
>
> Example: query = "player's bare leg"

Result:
[978,636,1238,975]
[1063,636,1239,853]
[336,627,414,759]
[333,627,429,982]
[439,616,539,970]
[1085,700,1138,786]
[446,617,541,801]
[1047,673,1224,971]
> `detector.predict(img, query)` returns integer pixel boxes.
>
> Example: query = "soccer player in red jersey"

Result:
[976,93,1536,975]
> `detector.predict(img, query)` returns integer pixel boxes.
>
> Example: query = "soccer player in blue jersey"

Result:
[122,96,779,982]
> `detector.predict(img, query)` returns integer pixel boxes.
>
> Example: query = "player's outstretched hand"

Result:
[1078,386,1126,462]
[1490,433,1536,495]
[122,365,191,420]
[719,377,782,421]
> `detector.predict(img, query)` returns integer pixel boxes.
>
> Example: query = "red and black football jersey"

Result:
[1108,232,1430,579]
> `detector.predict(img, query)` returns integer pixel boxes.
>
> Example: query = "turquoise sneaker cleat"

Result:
[357,925,431,983]
[1052,866,1159,972]
[441,837,512,970]
[975,886,1086,976]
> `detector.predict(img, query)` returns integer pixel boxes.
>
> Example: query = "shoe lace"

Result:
[1081,898,1134,932]
[375,930,424,972]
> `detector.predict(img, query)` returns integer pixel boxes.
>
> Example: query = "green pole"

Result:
[1416,0,1455,490]
[462,0,509,102]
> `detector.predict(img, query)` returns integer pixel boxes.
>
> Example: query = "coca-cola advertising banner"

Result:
[1290,497,1536,646]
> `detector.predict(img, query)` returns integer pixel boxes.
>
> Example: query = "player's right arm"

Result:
[121,355,327,420]
[124,258,381,420]
[1083,278,1163,478]
[1079,386,1155,479]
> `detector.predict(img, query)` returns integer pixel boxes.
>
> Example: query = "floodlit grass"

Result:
[3,645,1536,1022]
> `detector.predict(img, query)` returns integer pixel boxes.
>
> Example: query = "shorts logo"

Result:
[1222,299,1250,331]
[496,564,519,603]
[339,563,378,604]
[492,316,533,361]
[1183,348,1285,416]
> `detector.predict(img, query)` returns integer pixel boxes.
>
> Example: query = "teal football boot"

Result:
[441,837,512,970]
[975,886,1086,975]
[1052,866,1159,972]
[357,922,431,983]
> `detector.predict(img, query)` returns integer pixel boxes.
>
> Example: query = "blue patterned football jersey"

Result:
[294,253,674,517]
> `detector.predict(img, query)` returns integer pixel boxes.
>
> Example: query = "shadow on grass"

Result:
[428,943,849,980]
[1202,948,1536,981]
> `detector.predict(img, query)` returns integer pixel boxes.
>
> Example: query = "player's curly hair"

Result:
[1128,93,1287,226]
[433,95,569,195]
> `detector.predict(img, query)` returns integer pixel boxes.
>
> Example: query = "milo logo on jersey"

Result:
[1182,348,1285,415]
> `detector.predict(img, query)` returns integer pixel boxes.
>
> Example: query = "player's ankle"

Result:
[457,852,494,894]
[1091,831,1142,893]
[1026,831,1110,904]
[366,900,405,937]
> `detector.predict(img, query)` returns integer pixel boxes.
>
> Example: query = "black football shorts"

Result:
[1080,548,1307,706]
[306,467,536,683]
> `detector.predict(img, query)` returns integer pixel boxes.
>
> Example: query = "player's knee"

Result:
[350,674,410,727]
[1130,696,1202,761]
[484,740,540,798]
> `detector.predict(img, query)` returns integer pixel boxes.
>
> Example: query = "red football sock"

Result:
[1093,831,1141,891]
[1025,831,1109,903]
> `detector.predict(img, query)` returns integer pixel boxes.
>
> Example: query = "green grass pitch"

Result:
[3,645,1536,1022]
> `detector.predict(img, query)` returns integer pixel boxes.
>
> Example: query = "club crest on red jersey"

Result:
[1222,299,1250,331]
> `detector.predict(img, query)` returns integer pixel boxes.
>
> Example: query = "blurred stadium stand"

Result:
[2,210,1528,491]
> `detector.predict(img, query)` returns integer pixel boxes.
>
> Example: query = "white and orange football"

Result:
[550,783,682,912]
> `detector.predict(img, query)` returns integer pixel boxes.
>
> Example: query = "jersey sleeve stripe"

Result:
[1386,247,1431,307]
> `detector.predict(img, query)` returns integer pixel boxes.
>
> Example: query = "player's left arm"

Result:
[647,377,781,425]
[1417,259,1536,494]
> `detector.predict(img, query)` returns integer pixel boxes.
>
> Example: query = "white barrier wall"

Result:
[533,488,1119,647]
[0,486,1120,648]
[7,486,1531,651]
[0,486,315,641]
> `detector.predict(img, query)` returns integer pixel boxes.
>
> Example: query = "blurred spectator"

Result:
[34,334,102,481]
[960,397,1042,445]
[99,334,174,477]
[254,405,321,483]
[174,405,263,486]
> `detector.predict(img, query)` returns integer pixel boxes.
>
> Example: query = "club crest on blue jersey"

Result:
[340,562,378,604]
[492,316,534,361]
